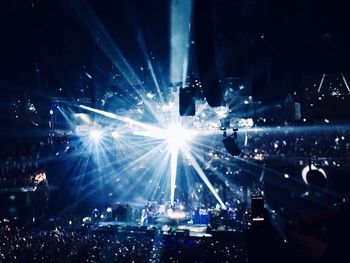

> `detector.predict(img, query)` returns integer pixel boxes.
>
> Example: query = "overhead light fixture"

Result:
[179,87,196,116]
[222,129,241,156]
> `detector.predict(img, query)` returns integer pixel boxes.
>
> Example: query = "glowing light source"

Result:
[168,211,186,219]
[170,0,193,84]
[301,165,327,184]
[183,147,226,209]
[165,123,192,149]
[238,118,254,128]
[215,106,229,118]
[146,91,155,99]
[78,104,227,208]
[111,131,119,139]
[89,129,102,142]
[164,123,193,206]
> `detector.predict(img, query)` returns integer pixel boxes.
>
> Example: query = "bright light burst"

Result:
[165,123,193,150]
[111,130,119,139]
[89,129,103,143]
[64,0,229,209]
[164,123,194,206]
[77,96,227,208]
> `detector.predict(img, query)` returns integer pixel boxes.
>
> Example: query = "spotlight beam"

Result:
[317,73,326,93]
[170,145,179,206]
[170,0,193,84]
[68,1,166,124]
[79,105,164,134]
[134,122,195,205]
[183,147,226,208]
[341,72,350,93]
[78,105,226,208]
[189,147,240,188]
[67,0,141,87]
[137,31,165,104]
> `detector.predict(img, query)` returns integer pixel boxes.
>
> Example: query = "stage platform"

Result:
[86,220,212,237]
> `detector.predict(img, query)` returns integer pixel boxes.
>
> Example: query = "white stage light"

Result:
[89,129,102,142]
[165,123,194,150]
[301,164,327,185]
[111,131,119,139]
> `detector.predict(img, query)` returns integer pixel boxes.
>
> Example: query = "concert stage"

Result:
[84,218,244,239]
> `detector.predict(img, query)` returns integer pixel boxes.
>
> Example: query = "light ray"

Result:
[137,31,165,104]
[67,0,141,87]
[67,0,168,125]
[182,147,226,208]
[170,145,179,205]
[79,104,164,133]
[170,0,193,84]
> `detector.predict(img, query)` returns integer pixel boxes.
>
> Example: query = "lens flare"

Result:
[77,103,228,208]
[89,129,103,143]
[165,123,192,150]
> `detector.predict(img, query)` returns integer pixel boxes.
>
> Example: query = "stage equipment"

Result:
[222,129,241,156]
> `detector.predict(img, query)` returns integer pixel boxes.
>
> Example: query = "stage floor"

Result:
[90,220,212,237]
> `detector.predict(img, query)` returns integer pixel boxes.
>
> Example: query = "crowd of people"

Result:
[1,199,349,263]
[0,138,51,189]
[0,218,247,262]
[239,127,350,164]
[0,99,348,262]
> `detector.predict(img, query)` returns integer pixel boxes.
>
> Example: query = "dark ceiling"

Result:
[0,0,349,120]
